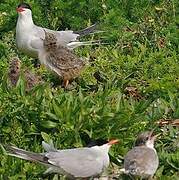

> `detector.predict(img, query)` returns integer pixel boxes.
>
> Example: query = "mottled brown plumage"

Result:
[8,57,21,86]
[39,30,85,87]
[8,57,42,91]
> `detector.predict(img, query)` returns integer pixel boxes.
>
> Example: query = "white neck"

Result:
[92,144,110,154]
[146,140,154,149]
[17,9,34,27]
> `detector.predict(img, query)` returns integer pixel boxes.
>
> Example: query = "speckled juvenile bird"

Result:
[8,57,42,91]
[8,57,21,86]
[38,30,85,88]
[124,131,159,179]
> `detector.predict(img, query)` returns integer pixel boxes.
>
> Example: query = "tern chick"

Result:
[39,30,85,88]
[8,57,42,91]
[124,131,159,179]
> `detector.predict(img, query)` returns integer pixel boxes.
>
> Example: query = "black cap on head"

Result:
[135,131,153,146]
[79,131,108,147]
[87,139,108,147]
[17,3,32,10]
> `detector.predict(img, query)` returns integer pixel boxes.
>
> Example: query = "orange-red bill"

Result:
[16,7,25,12]
[108,139,119,145]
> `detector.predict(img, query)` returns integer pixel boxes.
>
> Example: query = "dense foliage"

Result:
[0,0,179,179]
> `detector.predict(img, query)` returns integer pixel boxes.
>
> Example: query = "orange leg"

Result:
[63,79,69,88]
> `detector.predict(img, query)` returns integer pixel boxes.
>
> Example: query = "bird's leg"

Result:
[63,79,69,88]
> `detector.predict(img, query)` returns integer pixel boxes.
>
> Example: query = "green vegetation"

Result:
[0,0,179,179]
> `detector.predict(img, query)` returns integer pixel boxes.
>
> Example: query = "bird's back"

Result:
[46,45,85,80]
[45,147,108,178]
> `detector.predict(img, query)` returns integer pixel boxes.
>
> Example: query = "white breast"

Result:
[16,14,40,58]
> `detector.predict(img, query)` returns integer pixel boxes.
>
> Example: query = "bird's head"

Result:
[89,139,119,153]
[134,130,159,148]
[9,57,21,74]
[87,139,119,147]
[42,30,58,51]
[16,3,32,17]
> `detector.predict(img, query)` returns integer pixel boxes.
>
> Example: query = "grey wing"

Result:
[124,147,159,176]
[29,25,44,51]
[46,148,104,178]
[55,30,79,45]
[31,25,97,51]
[35,25,79,45]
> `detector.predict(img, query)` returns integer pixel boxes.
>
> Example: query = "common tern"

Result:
[123,131,159,179]
[39,30,85,88]
[4,139,119,178]
[16,3,98,58]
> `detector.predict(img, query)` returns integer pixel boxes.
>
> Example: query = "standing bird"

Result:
[4,139,119,179]
[16,2,98,58]
[124,131,159,179]
[39,30,85,88]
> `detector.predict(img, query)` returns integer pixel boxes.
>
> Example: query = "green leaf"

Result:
[41,120,58,129]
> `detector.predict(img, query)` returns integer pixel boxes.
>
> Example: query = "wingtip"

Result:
[74,22,100,36]
[42,141,56,152]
